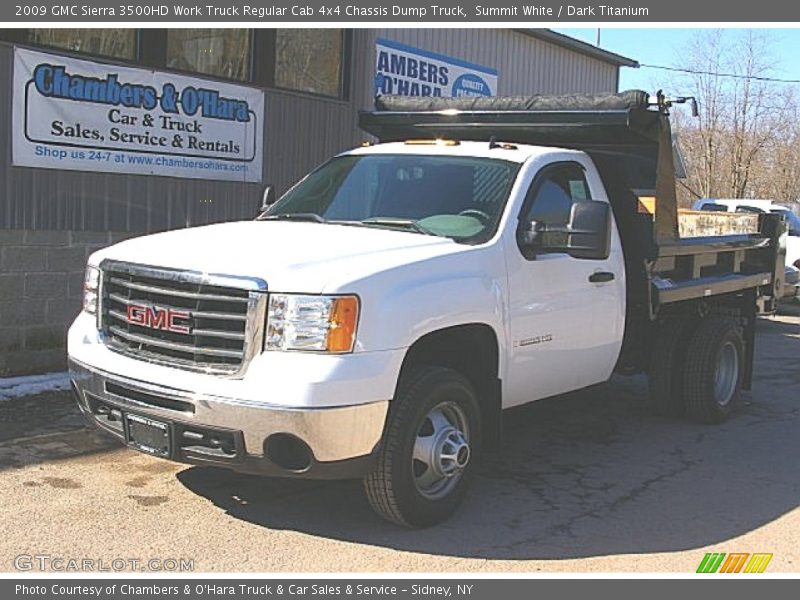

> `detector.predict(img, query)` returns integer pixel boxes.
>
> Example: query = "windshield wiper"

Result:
[261,214,437,236]
[360,217,437,236]
[260,213,326,223]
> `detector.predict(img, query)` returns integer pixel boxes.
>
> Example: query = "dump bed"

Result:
[359,91,786,315]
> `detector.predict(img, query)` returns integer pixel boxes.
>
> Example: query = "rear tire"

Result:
[683,317,745,424]
[647,317,695,417]
[364,366,481,528]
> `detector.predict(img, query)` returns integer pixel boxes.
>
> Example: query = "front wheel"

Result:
[364,366,481,527]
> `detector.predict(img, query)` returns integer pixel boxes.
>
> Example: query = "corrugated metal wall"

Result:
[261,91,364,197]
[0,45,12,227]
[0,30,620,233]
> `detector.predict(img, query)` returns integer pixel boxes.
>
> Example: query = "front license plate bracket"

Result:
[125,413,171,458]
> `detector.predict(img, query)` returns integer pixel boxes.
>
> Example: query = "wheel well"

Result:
[398,324,502,448]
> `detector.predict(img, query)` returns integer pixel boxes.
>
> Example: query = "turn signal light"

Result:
[327,296,359,353]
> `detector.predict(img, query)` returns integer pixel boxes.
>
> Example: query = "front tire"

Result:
[683,316,745,424]
[364,366,481,528]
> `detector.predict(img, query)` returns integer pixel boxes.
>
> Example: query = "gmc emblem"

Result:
[126,303,192,334]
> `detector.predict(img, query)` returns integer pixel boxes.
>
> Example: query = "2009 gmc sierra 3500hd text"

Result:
[68,91,785,527]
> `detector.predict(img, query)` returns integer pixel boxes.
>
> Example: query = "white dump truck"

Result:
[68,91,784,526]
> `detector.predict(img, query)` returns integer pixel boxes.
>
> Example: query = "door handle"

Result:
[589,271,615,283]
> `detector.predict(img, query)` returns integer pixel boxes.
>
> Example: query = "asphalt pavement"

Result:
[1,309,798,573]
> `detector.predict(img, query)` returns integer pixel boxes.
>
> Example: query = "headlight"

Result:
[83,265,100,315]
[266,294,359,353]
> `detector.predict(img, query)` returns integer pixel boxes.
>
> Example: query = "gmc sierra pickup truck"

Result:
[68,91,785,527]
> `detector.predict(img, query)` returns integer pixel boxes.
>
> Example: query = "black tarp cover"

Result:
[373,90,650,113]
[362,90,663,148]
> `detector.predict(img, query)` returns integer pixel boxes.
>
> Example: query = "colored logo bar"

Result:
[697,552,773,573]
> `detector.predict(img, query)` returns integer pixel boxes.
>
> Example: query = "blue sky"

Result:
[553,28,800,92]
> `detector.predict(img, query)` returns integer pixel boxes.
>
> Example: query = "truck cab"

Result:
[68,91,784,527]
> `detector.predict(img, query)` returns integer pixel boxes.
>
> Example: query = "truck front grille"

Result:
[99,260,267,376]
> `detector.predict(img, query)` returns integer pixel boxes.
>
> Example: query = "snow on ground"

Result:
[0,372,71,401]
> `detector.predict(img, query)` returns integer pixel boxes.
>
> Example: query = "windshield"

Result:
[771,209,800,235]
[262,154,521,242]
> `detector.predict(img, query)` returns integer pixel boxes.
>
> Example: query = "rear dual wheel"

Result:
[648,315,745,424]
[683,317,745,424]
[648,317,695,417]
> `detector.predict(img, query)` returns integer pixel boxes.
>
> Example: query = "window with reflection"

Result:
[275,29,344,97]
[166,29,251,81]
[30,29,137,60]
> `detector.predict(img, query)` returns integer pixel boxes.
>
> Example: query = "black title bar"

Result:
[3,0,800,23]
[4,579,798,600]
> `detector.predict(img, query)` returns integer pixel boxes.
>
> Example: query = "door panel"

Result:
[504,160,625,407]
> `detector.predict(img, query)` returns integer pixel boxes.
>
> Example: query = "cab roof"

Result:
[346,139,581,164]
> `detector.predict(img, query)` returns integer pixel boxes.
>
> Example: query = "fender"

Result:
[338,242,510,381]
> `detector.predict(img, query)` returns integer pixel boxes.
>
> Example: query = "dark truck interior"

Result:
[359,90,785,377]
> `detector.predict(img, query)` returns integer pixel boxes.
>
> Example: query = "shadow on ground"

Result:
[0,391,119,470]
[178,315,800,560]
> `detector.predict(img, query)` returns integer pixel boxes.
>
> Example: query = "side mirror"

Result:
[258,185,277,216]
[518,200,611,260]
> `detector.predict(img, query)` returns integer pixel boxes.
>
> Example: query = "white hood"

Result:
[91,220,463,293]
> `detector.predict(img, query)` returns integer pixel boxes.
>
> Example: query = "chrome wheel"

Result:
[714,341,739,406]
[412,401,471,500]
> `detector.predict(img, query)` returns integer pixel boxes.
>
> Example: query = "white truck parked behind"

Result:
[68,92,784,527]
[690,198,800,302]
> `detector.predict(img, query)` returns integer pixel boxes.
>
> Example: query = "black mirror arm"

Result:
[518,220,569,253]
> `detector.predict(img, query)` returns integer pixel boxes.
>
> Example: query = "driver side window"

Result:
[522,163,590,225]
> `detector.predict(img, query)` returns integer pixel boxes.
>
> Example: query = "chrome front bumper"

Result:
[69,359,389,478]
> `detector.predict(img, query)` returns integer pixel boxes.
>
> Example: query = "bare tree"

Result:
[670,30,796,206]
[684,30,726,200]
